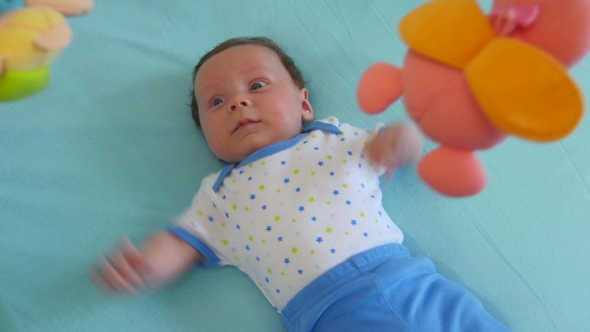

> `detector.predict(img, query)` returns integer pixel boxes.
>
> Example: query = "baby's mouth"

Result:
[233,119,260,133]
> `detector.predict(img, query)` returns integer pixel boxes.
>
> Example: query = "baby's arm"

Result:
[364,123,423,176]
[90,231,203,294]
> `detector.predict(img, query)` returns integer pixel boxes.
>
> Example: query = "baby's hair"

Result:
[189,37,306,128]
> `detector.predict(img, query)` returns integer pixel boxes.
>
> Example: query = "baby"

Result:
[91,37,510,331]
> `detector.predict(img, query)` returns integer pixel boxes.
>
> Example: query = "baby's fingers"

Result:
[364,138,395,168]
[110,240,147,289]
[120,238,147,271]
[94,256,139,294]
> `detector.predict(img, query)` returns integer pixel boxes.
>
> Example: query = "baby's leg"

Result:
[312,255,510,332]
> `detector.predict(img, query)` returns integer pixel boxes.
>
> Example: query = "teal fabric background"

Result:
[1,0,589,331]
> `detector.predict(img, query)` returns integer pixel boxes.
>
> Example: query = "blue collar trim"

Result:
[212,121,341,192]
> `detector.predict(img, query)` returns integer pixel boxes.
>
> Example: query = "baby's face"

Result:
[194,45,314,163]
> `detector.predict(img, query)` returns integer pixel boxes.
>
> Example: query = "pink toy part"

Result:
[493,0,590,67]
[418,146,487,197]
[34,24,72,51]
[402,51,506,150]
[26,0,95,16]
[356,0,590,197]
[357,62,403,114]
[490,4,539,36]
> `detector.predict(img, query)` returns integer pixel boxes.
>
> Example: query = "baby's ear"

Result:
[299,88,314,122]
[357,63,403,114]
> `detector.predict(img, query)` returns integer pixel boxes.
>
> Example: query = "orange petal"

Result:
[465,38,584,141]
[399,0,495,69]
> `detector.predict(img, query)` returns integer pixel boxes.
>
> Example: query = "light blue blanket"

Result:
[1,0,589,331]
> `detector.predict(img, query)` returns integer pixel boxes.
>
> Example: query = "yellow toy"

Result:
[0,0,93,101]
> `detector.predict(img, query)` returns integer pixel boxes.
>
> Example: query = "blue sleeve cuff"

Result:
[167,226,221,266]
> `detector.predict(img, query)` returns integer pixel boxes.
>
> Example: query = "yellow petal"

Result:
[399,0,495,69]
[465,38,584,141]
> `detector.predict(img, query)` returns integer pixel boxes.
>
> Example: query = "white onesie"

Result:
[169,117,404,312]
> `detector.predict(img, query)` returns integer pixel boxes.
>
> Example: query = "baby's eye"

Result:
[212,98,224,107]
[250,82,266,91]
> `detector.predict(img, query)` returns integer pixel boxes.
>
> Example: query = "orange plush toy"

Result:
[357,0,590,197]
[0,0,93,101]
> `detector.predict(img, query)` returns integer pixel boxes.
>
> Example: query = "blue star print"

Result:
[172,118,407,313]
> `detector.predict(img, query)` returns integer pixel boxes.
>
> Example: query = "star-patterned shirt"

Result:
[170,117,404,312]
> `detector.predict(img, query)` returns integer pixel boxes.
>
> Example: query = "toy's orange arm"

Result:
[25,0,94,16]
[357,62,403,114]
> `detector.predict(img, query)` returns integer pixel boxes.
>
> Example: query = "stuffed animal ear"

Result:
[466,38,584,141]
[357,62,403,114]
[399,0,495,69]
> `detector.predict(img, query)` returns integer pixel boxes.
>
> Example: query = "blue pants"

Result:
[281,243,510,332]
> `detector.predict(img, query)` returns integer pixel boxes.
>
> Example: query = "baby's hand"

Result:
[364,124,423,180]
[89,238,152,294]
[90,232,203,295]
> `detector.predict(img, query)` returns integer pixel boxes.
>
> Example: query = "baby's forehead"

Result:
[204,45,282,72]
[195,45,287,87]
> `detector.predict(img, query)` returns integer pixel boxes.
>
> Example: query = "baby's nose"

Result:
[230,101,249,111]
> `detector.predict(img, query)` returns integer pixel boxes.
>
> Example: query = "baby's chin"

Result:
[219,135,290,164]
